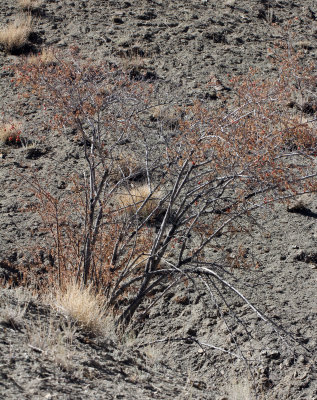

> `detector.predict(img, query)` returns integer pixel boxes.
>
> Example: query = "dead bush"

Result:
[13,44,317,334]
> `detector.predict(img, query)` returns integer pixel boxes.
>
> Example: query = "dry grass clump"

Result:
[18,0,39,10]
[0,14,32,52]
[0,287,35,330]
[117,184,162,219]
[27,317,78,372]
[111,151,144,182]
[121,53,148,73]
[54,281,107,335]
[150,105,182,129]
[118,43,149,72]
[27,48,56,65]
[0,299,27,330]
[0,121,22,145]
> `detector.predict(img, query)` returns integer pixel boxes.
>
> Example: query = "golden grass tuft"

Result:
[18,0,39,10]
[150,105,182,129]
[54,281,107,335]
[117,184,162,219]
[110,151,144,182]
[27,48,56,65]
[0,14,32,52]
[0,121,22,145]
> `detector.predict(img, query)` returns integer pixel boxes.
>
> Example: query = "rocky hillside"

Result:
[0,1,316,399]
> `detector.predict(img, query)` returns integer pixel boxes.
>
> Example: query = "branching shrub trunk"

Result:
[14,44,317,328]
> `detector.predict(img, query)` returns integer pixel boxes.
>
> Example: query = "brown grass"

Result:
[0,14,32,52]
[54,281,107,335]
[18,0,39,10]
[0,288,30,329]
[27,48,56,65]
[118,43,149,72]
[110,151,144,182]
[150,105,182,128]
[117,184,162,219]
[0,121,22,145]
[27,317,78,372]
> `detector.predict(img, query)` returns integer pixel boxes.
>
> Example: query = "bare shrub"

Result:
[0,14,32,52]
[13,43,317,334]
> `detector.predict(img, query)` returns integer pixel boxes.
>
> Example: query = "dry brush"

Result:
[12,44,317,334]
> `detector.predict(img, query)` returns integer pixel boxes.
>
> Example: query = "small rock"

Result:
[263,350,280,360]
[287,194,315,213]
[113,17,124,24]
[185,325,197,337]
[57,180,66,189]
[283,357,294,367]
[224,0,235,6]
[294,250,306,262]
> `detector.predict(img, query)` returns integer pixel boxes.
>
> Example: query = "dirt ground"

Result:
[0,0,316,399]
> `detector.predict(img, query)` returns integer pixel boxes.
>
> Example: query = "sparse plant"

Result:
[54,280,107,335]
[0,121,22,145]
[0,287,35,330]
[0,299,27,329]
[27,316,77,372]
[18,0,39,11]
[116,184,162,219]
[27,48,56,66]
[110,150,144,182]
[13,42,317,336]
[0,14,32,52]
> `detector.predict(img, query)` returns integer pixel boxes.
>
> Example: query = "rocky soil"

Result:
[0,0,317,399]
